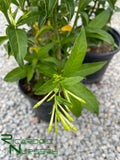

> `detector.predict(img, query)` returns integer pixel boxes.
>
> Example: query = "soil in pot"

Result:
[87,41,116,54]
[22,78,45,100]
[19,78,66,123]
[82,29,120,84]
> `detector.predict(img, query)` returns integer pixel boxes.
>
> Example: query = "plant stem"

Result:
[72,0,81,31]
[53,2,61,61]
[4,14,11,25]
[27,0,30,6]
[89,0,97,18]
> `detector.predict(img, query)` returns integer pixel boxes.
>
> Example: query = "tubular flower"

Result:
[47,93,55,102]
[64,90,72,108]
[64,89,86,104]
[55,114,58,134]
[59,114,70,131]
[64,105,71,113]
[33,91,53,109]
[60,113,77,132]
[48,104,56,133]
[56,113,61,122]
[57,103,73,121]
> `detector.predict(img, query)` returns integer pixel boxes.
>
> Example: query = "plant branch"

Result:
[72,0,81,31]
[89,0,97,18]
[27,0,30,6]
[52,3,61,61]
[4,14,11,25]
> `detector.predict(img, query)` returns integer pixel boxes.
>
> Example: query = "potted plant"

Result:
[0,0,107,133]
[71,0,120,83]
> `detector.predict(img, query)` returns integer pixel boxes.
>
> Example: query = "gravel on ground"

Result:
[0,2,120,160]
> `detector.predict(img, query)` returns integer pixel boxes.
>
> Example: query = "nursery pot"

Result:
[18,79,54,122]
[82,28,120,83]
[18,79,67,122]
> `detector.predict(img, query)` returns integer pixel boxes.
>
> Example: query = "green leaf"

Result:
[38,10,47,29]
[61,34,76,45]
[41,57,58,66]
[10,0,19,6]
[12,8,19,20]
[107,0,116,9]
[86,27,115,46]
[69,95,83,117]
[38,42,58,58]
[65,83,99,115]
[35,78,58,95]
[33,79,44,91]
[0,0,10,23]
[73,62,107,77]
[17,10,42,26]
[25,53,38,62]
[56,96,71,106]
[79,0,92,11]
[61,76,84,88]
[26,65,34,82]
[44,0,57,16]
[37,63,57,77]
[0,0,18,22]
[64,0,74,19]
[81,11,89,26]
[4,41,12,58]
[0,0,9,13]
[115,6,120,12]
[7,26,27,67]
[63,26,87,77]
[4,67,26,82]
[88,10,111,29]
[18,0,25,10]
[36,25,53,38]
[28,37,36,46]
[0,36,8,45]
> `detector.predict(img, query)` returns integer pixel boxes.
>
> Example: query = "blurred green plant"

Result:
[0,0,117,133]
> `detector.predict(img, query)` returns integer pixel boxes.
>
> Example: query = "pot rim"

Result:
[18,79,54,104]
[86,28,120,57]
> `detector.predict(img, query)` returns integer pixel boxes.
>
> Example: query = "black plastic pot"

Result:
[18,79,67,122]
[18,79,54,122]
[82,28,120,83]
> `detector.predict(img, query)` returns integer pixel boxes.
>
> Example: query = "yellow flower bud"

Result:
[33,91,53,109]
[61,69,64,73]
[38,38,42,41]
[48,125,52,133]
[48,103,56,133]
[64,90,72,108]
[65,105,71,113]
[60,113,77,132]
[26,7,29,11]
[55,114,58,134]
[81,100,86,104]
[72,127,77,132]
[34,22,38,31]
[58,104,74,121]
[57,116,61,122]
[61,118,70,131]
[47,21,51,26]
[33,46,40,53]
[65,89,86,104]
[47,94,55,102]
[33,104,39,109]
